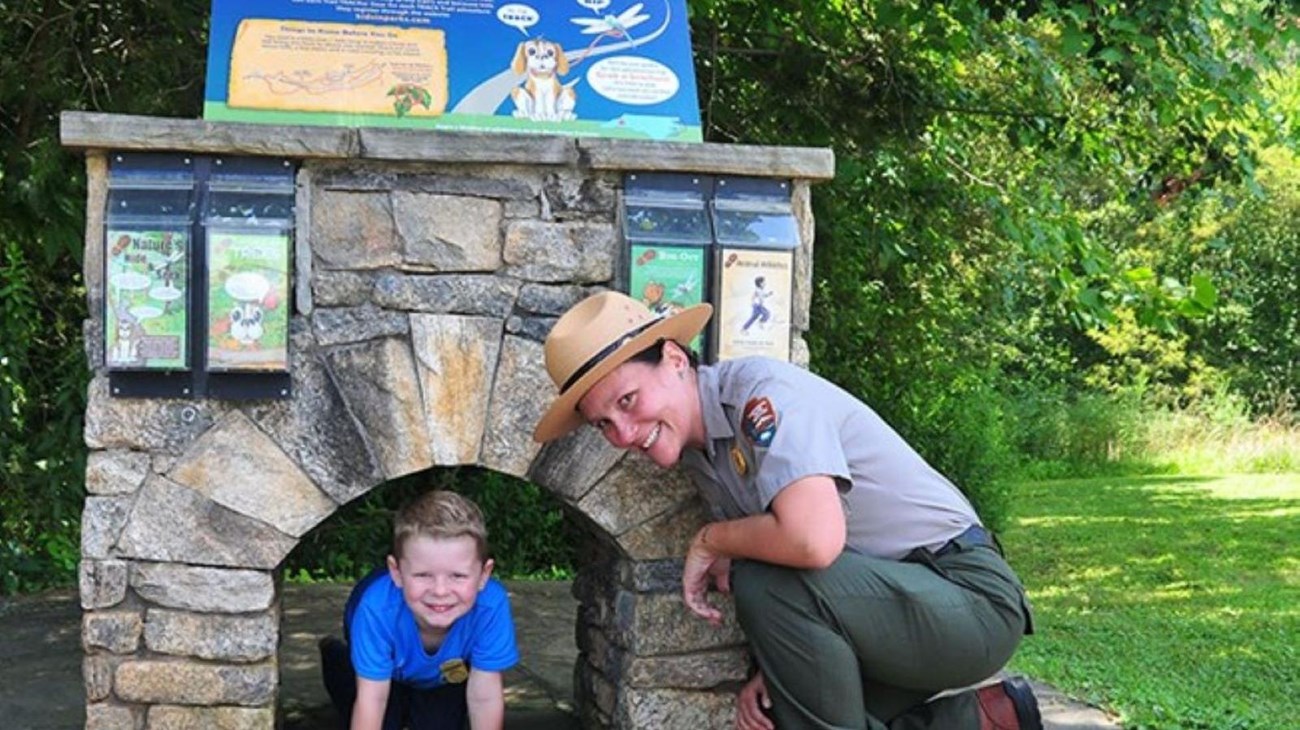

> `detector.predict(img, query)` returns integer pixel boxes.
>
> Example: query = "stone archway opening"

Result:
[272,465,591,728]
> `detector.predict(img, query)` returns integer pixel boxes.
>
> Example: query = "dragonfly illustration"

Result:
[674,272,699,299]
[571,3,651,45]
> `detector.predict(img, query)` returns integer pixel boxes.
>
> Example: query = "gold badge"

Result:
[730,445,748,476]
[440,658,469,684]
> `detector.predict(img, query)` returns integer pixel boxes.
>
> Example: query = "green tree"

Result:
[0,2,210,593]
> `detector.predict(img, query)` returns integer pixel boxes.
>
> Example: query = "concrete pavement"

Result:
[0,580,1119,729]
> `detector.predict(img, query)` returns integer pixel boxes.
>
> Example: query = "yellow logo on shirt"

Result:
[440,658,469,684]
[730,445,748,476]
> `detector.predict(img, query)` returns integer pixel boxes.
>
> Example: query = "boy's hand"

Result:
[735,671,774,730]
[682,524,729,625]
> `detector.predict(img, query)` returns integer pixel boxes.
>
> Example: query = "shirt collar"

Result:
[695,364,734,460]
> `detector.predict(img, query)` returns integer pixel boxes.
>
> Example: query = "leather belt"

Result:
[934,524,1000,558]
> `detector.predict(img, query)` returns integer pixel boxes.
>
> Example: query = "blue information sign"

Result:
[204,0,701,141]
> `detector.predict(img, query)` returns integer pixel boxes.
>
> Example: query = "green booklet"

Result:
[206,229,291,371]
[105,228,189,370]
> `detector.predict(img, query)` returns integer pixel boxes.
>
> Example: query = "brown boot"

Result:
[977,676,1042,730]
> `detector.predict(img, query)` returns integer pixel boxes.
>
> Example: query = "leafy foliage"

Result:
[689,0,1297,515]
[283,468,583,582]
[0,1,210,594]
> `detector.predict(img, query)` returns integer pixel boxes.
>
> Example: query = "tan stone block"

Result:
[115,476,297,569]
[147,705,275,730]
[620,686,736,730]
[166,411,334,537]
[625,648,750,689]
[85,702,139,730]
[84,374,230,452]
[410,314,502,465]
[114,659,276,706]
[86,449,151,495]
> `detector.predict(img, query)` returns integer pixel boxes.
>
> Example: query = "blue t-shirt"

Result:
[344,569,519,688]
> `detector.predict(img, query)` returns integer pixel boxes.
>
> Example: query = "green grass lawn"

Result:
[1002,473,1299,729]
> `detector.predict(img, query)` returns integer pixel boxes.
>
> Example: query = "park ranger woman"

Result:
[533,291,1041,730]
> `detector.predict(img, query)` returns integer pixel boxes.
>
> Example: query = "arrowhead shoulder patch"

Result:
[741,396,778,448]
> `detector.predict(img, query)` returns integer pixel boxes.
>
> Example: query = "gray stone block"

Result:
[324,337,431,480]
[114,659,277,705]
[130,564,274,614]
[82,496,133,559]
[146,705,276,730]
[80,559,129,610]
[85,449,151,495]
[84,654,115,702]
[373,272,518,316]
[312,190,398,270]
[83,610,143,654]
[115,476,297,569]
[393,192,503,271]
[503,220,616,283]
[242,321,382,507]
[145,609,278,662]
[311,271,374,307]
[480,335,547,477]
[312,305,409,346]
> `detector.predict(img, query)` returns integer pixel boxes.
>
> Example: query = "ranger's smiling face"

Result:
[578,344,703,468]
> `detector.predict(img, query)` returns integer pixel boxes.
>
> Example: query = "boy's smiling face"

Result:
[388,534,492,639]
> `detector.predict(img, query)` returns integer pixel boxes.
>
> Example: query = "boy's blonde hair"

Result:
[392,491,489,562]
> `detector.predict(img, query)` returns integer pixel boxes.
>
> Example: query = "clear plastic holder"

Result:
[104,161,197,373]
[624,172,714,245]
[203,186,295,229]
[711,177,798,249]
[201,167,295,374]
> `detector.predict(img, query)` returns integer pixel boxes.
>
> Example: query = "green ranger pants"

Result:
[732,541,1031,730]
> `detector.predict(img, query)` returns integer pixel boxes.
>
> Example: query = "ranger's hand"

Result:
[682,525,728,625]
[735,671,774,730]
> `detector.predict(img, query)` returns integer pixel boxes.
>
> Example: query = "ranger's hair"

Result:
[392,491,489,562]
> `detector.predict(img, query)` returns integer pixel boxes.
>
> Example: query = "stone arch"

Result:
[67,111,832,729]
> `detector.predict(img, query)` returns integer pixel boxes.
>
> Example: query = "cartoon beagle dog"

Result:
[510,38,577,122]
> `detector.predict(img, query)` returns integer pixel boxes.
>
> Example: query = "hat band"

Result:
[559,317,661,395]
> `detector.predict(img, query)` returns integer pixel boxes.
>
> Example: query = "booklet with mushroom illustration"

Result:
[104,228,190,370]
[206,230,291,371]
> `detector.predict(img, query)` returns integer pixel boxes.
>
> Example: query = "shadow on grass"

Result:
[1002,474,1298,729]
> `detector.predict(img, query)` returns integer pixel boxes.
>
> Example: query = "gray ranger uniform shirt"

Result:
[680,357,980,560]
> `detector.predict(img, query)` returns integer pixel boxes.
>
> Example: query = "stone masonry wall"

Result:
[65,112,833,729]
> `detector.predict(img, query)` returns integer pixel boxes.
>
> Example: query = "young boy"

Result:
[319,491,519,730]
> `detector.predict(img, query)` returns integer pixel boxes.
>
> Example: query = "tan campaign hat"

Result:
[533,291,712,442]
